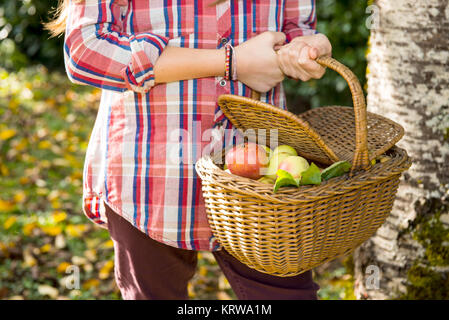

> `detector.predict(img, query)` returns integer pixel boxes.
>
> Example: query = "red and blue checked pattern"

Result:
[65,0,317,251]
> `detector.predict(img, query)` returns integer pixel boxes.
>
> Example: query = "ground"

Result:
[0,66,354,300]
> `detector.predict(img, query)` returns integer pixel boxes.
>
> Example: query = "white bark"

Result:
[353,0,449,299]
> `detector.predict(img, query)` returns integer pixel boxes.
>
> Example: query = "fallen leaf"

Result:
[69,290,82,298]
[57,262,72,274]
[22,248,37,268]
[218,275,231,290]
[13,191,26,203]
[99,260,114,279]
[72,256,88,266]
[82,279,100,290]
[83,263,94,273]
[41,225,63,236]
[0,164,9,176]
[200,252,217,264]
[19,177,30,185]
[38,140,51,149]
[198,266,208,277]
[51,199,62,209]
[52,211,67,223]
[23,222,37,236]
[40,243,52,253]
[38,285,59,299]
[216,291,232,300]
[0,129,16,140]
[84,249,97,262]
[47,190,61,201]
[0,200,15,212]
[0,242,9,258]
[54,234,66,249]
[85,238,101,249]
[3,216,18,230]
[65,224,88,238]
[187,282,195,298]
[13,138,27,151]
[100,239,114,249]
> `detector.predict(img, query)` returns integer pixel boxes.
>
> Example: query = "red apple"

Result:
[225,143,269,180]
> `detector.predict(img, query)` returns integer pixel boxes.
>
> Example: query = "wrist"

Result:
[234,45,248,81]
[231,44,237,80]
[217,48,226,78]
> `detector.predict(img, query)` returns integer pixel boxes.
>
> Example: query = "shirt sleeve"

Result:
[64,0,169,93]
[282,0,318,43]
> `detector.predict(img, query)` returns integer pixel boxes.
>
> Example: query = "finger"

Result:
[277,49,297,78]
[273,43,283,51]
[310,65,326,79]
[298,45,325,79]
[295,68,312,82]
[280,47,312,81]
[296,45,315,77]
[286,44,305,77]
[290,42,312,81]
[306,64,326,79]
[311,34,332,57]
[308,47,319,60]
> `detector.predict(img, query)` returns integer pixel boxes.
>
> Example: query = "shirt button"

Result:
[220,37,228,45]
[219,79,227,86]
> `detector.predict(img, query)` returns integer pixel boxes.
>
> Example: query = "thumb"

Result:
[271,32,286,47]
[308,46,319,60]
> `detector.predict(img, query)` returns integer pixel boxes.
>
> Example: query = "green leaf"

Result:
[321,161,352,181]
[300,163,322,185]
[273,169,299,193]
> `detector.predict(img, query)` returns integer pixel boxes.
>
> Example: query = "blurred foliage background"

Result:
[0,0,63,70]
[0,0,369,300]
[285,0,370,112]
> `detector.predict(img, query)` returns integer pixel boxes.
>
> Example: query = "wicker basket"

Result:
[195,56,412,277]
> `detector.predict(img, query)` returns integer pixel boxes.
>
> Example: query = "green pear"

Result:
[265,152,291,179]
[260,145,273,161]
[257,176,275,184]
[272,145,297,157]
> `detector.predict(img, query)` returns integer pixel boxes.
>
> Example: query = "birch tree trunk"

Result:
[353,0,449,299]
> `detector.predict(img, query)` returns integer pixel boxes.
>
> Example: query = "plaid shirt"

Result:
[64,0,317,251]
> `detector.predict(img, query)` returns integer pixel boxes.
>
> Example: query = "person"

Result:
[46,0,332,300]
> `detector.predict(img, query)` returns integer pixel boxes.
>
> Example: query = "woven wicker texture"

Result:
[300,106,404,164]
[196,147,411,276]
[195,56,411,276]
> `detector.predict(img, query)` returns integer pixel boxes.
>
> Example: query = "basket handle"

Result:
[250,56,370,173]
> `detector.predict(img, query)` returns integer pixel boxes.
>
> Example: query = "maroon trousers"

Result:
[105,202,320,300]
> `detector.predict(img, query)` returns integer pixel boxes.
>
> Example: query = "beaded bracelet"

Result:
[224,42,237,81]
[224,43,232,81]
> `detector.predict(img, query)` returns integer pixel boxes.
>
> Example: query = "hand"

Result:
[275,33,332,81]
[235,31,286,93]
